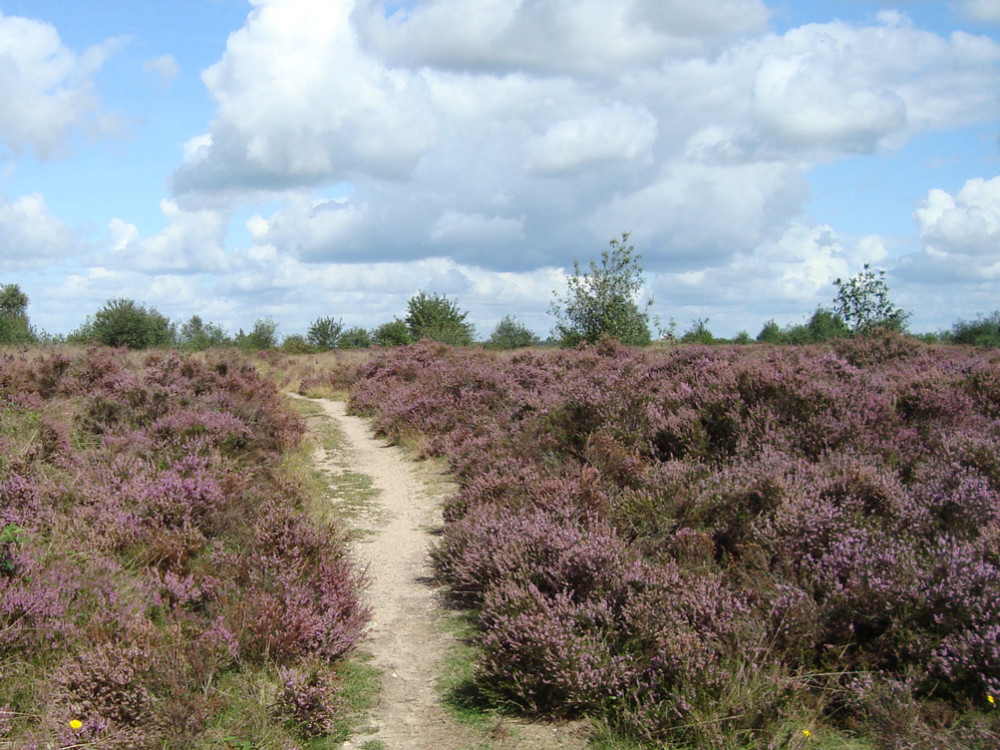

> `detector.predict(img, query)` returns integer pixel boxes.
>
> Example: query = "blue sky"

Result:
[1,0,998,339]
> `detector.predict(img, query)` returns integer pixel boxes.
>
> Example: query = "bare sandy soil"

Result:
[300,396,591,750]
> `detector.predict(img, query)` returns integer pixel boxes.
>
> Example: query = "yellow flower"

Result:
[802,729,812,738]
[69,719,83,730]
[989,695,995,706]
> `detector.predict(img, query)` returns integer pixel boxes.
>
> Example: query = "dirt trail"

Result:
[299,396,590,750]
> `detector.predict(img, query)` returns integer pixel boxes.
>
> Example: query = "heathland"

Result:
[2,334,999,749]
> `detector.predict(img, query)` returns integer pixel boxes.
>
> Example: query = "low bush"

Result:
[0,347,368,747]
[348,339,1000,746]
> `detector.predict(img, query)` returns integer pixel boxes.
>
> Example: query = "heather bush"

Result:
[347,339,1000,745]
[0,347,367,747]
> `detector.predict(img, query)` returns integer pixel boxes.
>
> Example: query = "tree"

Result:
[680,318,714,344]
[235,317,279,351]
[949,311,1000,348]
[404,291,475,346]
[0,283,35,344]
[177,315,231,350]
[339,326,372,349]
[372,319,412,347]
[549,232,654,347]
[307,316,345,350]
[485,315,540,350]
[833,264,910,335]
[71,298,174,348]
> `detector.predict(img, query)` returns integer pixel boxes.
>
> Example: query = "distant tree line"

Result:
[2,236,999,350]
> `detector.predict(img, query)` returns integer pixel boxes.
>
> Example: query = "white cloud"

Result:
[353,0,771,75]
[524,103,657,174]
[143,54,180,86]
[750,14,1000,154]
[0,12,120,158]
[650,223,886,332]
[915,176,1000,256]
[898,176,1000,288]
[428,210,525,245]
[960,0,1000,23]
[246,194,369,261]
[173,0,435,194]
[106,201,230,274]
[0,193,78,268]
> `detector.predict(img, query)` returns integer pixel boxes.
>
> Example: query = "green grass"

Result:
[191,652,382,750]
[284,395,382,535]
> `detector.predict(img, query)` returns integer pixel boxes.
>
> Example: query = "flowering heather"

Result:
[0,347,367,747]
[350,337,1000,745]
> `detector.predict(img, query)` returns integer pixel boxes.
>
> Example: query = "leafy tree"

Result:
[405,291,475,346]
[339,326,372,349]
[0,283,35,344]
[549,232,654,347]
[235,317,279,351]
[485,315,540,350]
[833,264,910,335]
[177,315,231,350]
[307,316,345,350]
[71,298,174,349]
[949,311,1000,348]
[802,307,850,343]
[756,319,785,344]
[281,334,314,354]
[372,319,412,347]
[679,318,715,344]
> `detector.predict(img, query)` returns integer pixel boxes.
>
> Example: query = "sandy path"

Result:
[299,396,590,750]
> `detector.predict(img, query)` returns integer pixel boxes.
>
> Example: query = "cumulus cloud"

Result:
[750,13,1000,154]
[0,193,78,268]
[897,176,1000,286]
[246,194,369,261]
[353,0,771,75]
[524,103,658,174]
[172,0,435,194]
[49,1,995,338]
[915,176,1000,256]
[0,12,120,158]
[651,223,886,331]
[106,200,230,274]
[428,210,525,245]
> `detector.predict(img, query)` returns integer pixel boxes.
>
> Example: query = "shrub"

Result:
[372,319,412,347]
[549,232,653,347]
[404,291,475,346]
[485,315,540,350]
[306,316,345,350]
[950,311,1000,348]
[0,348,367,746]
[71,298,174,349]
[347,339,1000,744]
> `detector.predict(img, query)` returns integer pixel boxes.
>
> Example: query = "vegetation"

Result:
[550,232,654,347]
[349,339,1000,748]
[484,315,540,350]
[949,311,1000,348]
[177,314,231,350]
[372,319,412,347]
[307,316,346,350]
[70,297,174,348]
[0,282,36,344]
[833,264,910,335]
[758,308,851,345]
[235,316,280,351]
[404,291,475,346]
[0,348,368,747]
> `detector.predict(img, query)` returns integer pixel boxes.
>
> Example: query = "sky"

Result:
[1,0,998,340]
